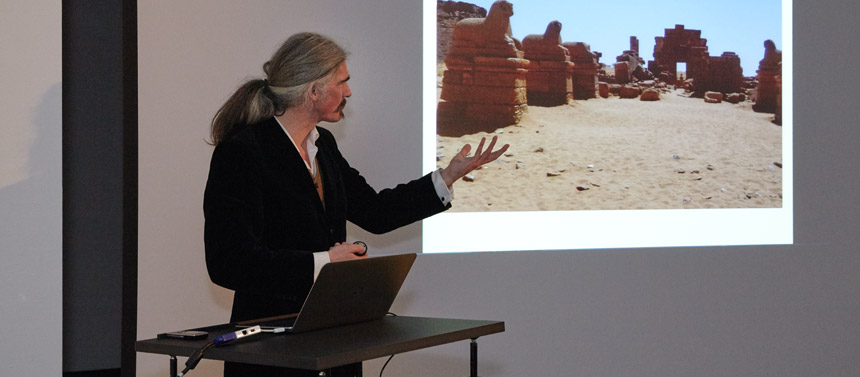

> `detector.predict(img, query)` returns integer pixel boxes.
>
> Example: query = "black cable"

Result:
[378,354,395,377]
[175,325,263,377]
[176,340,215,377]
[379,312,398,377]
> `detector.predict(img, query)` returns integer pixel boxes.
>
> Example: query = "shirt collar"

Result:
[273,117,320,175]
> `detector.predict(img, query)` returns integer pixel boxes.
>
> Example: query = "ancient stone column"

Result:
[753,39,781,114]
[707,51,743,94]
[564,42,599,100]
[521,21,574,106]
[437,0,529,136]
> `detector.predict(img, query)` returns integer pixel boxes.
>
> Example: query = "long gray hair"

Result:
[209,32,347,145]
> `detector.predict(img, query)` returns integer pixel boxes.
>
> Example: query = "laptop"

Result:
[236,253,416,334]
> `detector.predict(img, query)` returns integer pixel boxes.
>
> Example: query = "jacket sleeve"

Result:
[318,129,451,235]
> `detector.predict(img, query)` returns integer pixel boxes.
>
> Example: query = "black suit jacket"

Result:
[204,118,449,322]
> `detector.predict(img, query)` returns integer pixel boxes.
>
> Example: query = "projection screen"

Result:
[423,0,792,253]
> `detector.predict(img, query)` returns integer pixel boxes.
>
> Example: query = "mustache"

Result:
[337,99,347,119]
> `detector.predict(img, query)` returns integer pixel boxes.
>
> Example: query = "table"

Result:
[136,316,505,376]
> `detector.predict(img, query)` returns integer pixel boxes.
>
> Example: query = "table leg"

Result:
[470,338,478,377]
[170,355,177,377]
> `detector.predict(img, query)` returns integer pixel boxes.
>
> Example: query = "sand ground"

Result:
[436,88,783,212]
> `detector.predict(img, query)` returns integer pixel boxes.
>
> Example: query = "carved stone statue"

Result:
[760,39,782,68]
[522,20,564,59]
[522,20,573,105]
[452,0,522,53]
[753,39,782,114]
[438,0,529,136]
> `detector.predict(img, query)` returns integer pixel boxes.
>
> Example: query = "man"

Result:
[204,32,507,377]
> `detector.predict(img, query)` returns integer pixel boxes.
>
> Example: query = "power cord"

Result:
[379,312,398,377]
[176,325,263,377]
[378,354,395,377]
[176,340,214,377]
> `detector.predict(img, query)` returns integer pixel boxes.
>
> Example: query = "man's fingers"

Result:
[458,144,472,158]
[484,144,509,163]
[479,136,499,161]
[457,136,506,169]
[473,137,487,157]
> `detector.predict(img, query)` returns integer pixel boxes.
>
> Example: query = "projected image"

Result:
[433,0,784,212]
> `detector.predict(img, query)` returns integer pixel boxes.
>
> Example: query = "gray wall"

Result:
[0,1,63,375]
[138,1,860,377]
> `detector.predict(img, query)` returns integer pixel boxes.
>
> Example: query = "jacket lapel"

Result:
[256,118,328,217]
[315,128,339,216]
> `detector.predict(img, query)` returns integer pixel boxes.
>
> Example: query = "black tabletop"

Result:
[136,316,505,371]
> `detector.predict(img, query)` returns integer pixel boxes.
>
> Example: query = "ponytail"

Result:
[208,79,287,146]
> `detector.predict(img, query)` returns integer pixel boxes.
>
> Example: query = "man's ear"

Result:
[307,83,319,102]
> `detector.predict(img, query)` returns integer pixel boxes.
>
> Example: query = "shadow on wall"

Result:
[0,81,62,277]
[0,82,62,373]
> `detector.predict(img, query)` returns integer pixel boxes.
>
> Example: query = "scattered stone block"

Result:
[598,81,609,98]
[640,88,660,101]
[620,85,640,99]
[704,91,723,103]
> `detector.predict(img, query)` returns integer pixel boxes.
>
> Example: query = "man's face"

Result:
[314,62,351,123]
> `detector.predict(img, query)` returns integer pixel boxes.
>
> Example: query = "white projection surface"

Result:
[422,0,793,253]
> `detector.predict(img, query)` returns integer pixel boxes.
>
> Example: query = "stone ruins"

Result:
[564,42,599,99]
[752,39,782,118]
[435,1,782,134]
[521,21,574,106]
[438,0,529,136]
[614,37,653,84]
[648,25,743,95]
